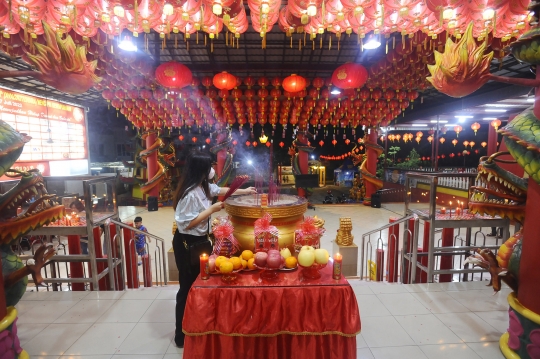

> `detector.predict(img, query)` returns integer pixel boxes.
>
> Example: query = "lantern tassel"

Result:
[320,34,322,49]
[175,33,178,48]
[329,35,331,50]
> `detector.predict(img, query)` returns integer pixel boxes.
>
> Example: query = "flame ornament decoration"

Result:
[427,22,493,98]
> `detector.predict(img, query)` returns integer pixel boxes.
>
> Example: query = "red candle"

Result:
[333,253,343,280]
[200,254,210,280]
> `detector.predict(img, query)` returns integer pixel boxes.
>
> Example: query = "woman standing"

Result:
[172,151,255,347]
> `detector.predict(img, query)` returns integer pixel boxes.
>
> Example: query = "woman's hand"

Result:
[244,187,257,195]
[210,201,224,213]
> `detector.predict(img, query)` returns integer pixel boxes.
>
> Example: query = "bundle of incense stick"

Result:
[222,175,250,201]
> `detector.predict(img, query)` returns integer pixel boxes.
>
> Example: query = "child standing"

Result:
[134,216,150,265]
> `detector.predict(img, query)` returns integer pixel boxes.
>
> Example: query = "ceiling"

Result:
[0,26,536,123]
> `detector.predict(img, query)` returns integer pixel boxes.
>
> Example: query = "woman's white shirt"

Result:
[175,183,220,236]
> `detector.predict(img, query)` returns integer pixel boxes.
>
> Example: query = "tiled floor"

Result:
[17,281,510,359]
[16,203,512,358]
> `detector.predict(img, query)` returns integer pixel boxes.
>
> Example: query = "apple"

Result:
[301,245,315,252]
[268,249,280,257]
[254,252,268,267]
[298,249,315,267]
[280,248,292,259]
[314,248,329,265]
[267,254,282,269]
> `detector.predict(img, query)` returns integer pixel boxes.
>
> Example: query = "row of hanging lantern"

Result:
[0,0,532,43]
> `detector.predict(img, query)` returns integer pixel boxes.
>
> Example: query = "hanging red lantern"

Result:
[471,122,481,135]
[155,62,193,89]
[481,141,487,148]
[331,63,368,90]
[279,141,285,148]
[345,139,351,145]
[454,125,463,137]
[332,139,337,146]
[283,74,307,93]
[491,119,501,131]
[192,137,198,143]
[439,137,445,144]
[266,142,271,147]
[232,140,238,146]
[178,135,184,141]
[253,141,258,147]
[213,72,237,90]
[205,138,211,144]
[452,139,458,146]
[319,140,324,146]
[246,141,251,147]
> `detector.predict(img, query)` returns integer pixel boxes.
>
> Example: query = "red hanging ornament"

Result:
[155,62,193,89]
[283,74,307,93]
[331,63,368,89]
[213,72,237,90]
[192,137,198,143]
[279,141,285,148]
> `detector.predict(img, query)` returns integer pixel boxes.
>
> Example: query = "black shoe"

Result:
[175,332,184,348]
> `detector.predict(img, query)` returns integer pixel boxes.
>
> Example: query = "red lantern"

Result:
[192,137,197,143]
[266,142,271,147]
[345,139,351,145]
[471,122,481,135]
[213,72,237,90]
[155,62,193,89]
[283,74,307,93]
[319,140,324,146]
[253,141,258,147]
[332,139,337,146]
[205,138,211,144]
[178,135,184,141]
[331,63,368,90]
[279,141,285,148]
[454,125,463,137]
[246,141,251,147]
[491,119,501,131]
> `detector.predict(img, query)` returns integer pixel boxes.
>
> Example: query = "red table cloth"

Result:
[182,264,361,359]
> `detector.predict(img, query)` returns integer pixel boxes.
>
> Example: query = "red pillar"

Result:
[67,235,85,291]
[387,217,400,283]
[518,178,540,313]
[363,130,378,206]
[403,217,416,284]
[123,226,139,289]
[146,132,159,198]
[439,228,454,282]
[0,260,7,318]
[109,223,124,291]
[142,255,152,287]
[297,134,309,198]
[89,227,110,291]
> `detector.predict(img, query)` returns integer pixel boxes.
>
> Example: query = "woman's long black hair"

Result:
[173,151,213,209]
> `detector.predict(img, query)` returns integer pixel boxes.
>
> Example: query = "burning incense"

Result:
[222,175,250,201]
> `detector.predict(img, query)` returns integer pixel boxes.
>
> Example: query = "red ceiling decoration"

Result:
[331,63,368,90]
[155,62,193,89]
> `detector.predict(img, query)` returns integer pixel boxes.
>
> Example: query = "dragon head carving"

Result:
[468,152,528,224]
[0,119,64,244]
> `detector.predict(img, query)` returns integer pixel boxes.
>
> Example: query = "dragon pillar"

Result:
[210,129,234,188]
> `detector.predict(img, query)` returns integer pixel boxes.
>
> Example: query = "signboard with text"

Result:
[0,88,88,178]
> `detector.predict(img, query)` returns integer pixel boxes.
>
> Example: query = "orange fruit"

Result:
[241,259,248,269]
[230,256,242,270]
[247,258,256,270]
[285,256,298,269]
[215,256,228,269]
[220,261,234,274]
[241,250,254,261]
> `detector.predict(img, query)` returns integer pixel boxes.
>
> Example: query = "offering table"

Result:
[182,264,361,359]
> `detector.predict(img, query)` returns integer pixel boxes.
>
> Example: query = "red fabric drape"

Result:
[183,265,361,359]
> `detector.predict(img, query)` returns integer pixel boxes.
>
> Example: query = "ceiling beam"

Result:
[398,84,531,123]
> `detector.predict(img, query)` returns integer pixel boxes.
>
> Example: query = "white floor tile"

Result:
[156,289,177,300]
[55,300,115,324]
[65,323,136,355]
[371,345,429,359]
[164,354,184,359]
[59,356,112,359]
[116,322,174,355]
[356,295,391,317]
[97,299,154,323]
[368,283,409,294]
[18,300,79,324]
[111,355,163,358]
[17,323,50,345]
[467,342,506,359]
[435,313,502,343]
[24,323,92,356]
[20,291,53,300]
[473,311,509,334]
[361,316,415,348]
[377,293,431,315]
[356,333,368,348]
[139,299,175,322]
[411,291,470,314]
[120,289,161,300]
[46,291,90,301]
[419,344,482,359]
[404,283,446,293]
[441,281,494,291]
[447,290,509,312]
[351,284,375,295]
[84,291,125,300]
[356,348,375,359]
[394,314,463,345]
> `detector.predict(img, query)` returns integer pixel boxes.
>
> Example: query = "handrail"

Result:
[107,218,168,286]
[360,214,415,279]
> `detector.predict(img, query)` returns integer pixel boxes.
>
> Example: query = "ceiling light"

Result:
[483,117,497,120]
[430,120,448,123]
[118,36,137,51]
[412,124,428,127]
[331,89,341,95]
[363,36,381,49]
[485,109,507,112]
[454,115,473,119]
[528,97,535,102]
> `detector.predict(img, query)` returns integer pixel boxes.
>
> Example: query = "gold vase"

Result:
[224,195,308,252]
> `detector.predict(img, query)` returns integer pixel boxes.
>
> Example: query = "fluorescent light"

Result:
[430,120,448,123]
[363,38,381,49]
[486,103,522,107]
[483,117,497,120]
[485,109,507,112]
[412,124,428,127]
[455,115,473,119]
[331,89,341,95]
[528,98,535,102]
[118,37,137,52]
[91,167,103,170]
